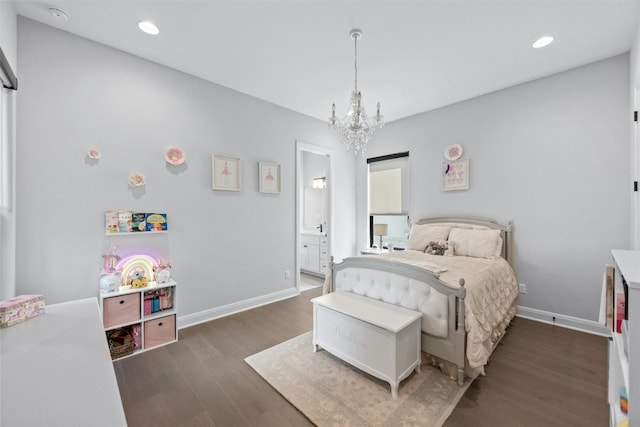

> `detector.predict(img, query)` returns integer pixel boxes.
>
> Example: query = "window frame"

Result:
[367,152,410,249]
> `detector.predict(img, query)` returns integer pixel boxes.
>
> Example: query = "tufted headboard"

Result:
[331,256,465,339]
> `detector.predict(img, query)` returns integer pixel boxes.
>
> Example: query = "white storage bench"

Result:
[311,291,422,398]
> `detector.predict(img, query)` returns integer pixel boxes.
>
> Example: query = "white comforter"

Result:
[375,250,518,371]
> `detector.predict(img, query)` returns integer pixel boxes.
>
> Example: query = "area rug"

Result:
[245,332,472,427]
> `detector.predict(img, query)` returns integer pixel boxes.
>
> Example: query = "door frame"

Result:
[634,84,640,250]
[295,141,334,291]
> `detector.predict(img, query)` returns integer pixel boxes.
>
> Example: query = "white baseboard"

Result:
[178,296,611,336]
[177,287,300,330]
[517,305,610,337]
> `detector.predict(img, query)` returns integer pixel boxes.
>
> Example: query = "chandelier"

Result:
[329,29,384,156]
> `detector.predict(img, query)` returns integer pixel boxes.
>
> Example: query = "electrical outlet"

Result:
[519,283,527,294]
[285,270,291,279]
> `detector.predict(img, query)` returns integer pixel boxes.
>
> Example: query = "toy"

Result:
[153,258,172,284]
[128,267,148,289]
[100,245,122,292]
[444,241,456,256]
[425,240,448,256]
[99,271,122,292]
[102,244,121,272]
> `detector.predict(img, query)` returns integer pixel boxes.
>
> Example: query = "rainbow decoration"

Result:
[116,254,157,287]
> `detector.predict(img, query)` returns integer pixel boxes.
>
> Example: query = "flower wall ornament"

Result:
[128,173,146,187]
[165,147,185,166]
[444,143,463,161]
[87,149,101,159]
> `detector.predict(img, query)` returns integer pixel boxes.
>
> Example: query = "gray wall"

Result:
[15,18,357,318]
[357,54,630,322]
[0,2,16,71]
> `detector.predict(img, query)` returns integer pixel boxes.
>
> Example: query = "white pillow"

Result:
[495,236,504,258]
[448,227,501,259]
[407,224,451,252]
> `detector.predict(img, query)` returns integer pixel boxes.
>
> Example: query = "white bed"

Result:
[325,216,519,385]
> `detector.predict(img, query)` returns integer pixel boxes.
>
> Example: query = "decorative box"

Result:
[0,294,45,328]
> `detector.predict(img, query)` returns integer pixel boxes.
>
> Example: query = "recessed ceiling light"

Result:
[48,7,70,22]
[138,21,159,35]
[532,35,554,49]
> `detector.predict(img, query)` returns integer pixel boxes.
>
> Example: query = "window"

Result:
[367,152,410,249]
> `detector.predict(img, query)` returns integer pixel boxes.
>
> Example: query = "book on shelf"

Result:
[615,291,625,334]
[130,324,142,349]
[606,264,614,330]
[118,211,132,233]
[131,212,146,232]
[105,211,119,234]
[145,213,168,232]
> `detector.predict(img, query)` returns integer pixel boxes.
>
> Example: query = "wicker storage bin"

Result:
[107,328,135,360]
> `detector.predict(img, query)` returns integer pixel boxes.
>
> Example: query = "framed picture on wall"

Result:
[212,154,241,191]
[258,161,281,194]
[442,158,469,191]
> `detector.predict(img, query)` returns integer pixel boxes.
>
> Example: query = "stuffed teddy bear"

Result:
[425,240,447,256]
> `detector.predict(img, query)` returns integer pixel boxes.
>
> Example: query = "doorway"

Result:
[296,141,333,292]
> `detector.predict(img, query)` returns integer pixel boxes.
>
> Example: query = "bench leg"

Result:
[457,367,464,386]
[390,381,399,399]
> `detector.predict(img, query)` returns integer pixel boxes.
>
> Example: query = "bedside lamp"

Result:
[373,224,388,249]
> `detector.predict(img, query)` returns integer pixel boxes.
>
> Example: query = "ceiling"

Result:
[10,0,640,123]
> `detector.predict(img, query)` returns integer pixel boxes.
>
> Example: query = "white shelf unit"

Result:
[99,280,178,360]
[609,249,640,426]
[104,231,168,236]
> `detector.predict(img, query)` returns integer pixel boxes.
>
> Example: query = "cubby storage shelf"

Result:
[99,279,178,360]
[609,249,640,426]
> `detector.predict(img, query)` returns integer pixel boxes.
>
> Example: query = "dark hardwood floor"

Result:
[114,287,609,427]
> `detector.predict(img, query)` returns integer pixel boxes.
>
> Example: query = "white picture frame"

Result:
[259,161,281,194]
[212,154,241,191]
[442,158,469,191]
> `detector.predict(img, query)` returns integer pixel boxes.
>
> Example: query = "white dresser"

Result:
[0,297,127,426]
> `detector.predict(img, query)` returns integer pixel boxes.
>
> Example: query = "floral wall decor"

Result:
[128,172,146,187]
[165,147,185,166]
